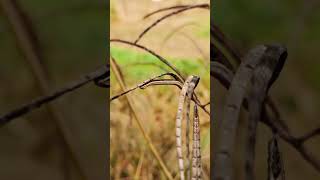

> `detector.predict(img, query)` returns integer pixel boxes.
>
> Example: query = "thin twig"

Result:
[134,4,209,44]
[0,65,109,127]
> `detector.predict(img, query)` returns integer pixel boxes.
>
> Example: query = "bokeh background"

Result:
[213,0,320,179]
[110,0,210,179]
[0,0,107,179]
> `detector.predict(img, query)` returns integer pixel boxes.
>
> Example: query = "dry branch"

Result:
[134,3,209,44]
[0,65,109,127]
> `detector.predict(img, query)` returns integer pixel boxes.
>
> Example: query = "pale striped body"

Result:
[176,75,200,180]
[192,105,201,180]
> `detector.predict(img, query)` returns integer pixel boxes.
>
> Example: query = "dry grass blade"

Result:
[110,39,185,82]
[110,57,174,180]
[134,4,209,44]
[143,5,190,19]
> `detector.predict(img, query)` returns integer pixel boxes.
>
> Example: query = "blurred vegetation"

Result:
[0,0,107,179]
[214,0,320,180]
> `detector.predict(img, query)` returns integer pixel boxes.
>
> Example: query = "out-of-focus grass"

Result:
[111,46,209,80]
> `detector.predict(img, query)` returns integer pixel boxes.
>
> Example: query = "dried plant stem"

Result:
[135,4,209,44]
[110,57,173,180]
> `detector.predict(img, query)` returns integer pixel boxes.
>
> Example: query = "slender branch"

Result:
[0,65,109,127]
[134,4,209,44]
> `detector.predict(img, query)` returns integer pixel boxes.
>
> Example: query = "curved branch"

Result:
[134,4,209,44]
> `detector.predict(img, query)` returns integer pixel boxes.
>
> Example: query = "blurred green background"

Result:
[214,0,320,179]
[0,0,107,179]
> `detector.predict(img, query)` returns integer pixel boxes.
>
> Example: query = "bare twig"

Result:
[0,65,109,127]
[135,4,209,44]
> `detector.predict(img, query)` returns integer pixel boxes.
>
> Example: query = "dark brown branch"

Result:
[0,65,109,127]
[134,3,209,44]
